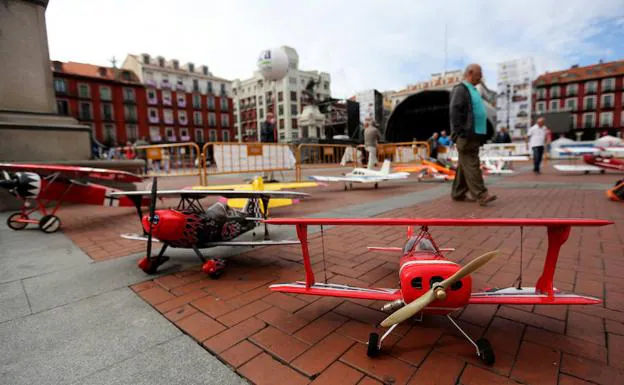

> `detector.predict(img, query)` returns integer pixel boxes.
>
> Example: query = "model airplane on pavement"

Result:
[186,176,321,213]
[309,160,409,190]
[0,163,150,233]
[111,178,309,277]
[264,217,611,364]
[554,152,624,174]
[607,179,624,202]
[394,158,456,181]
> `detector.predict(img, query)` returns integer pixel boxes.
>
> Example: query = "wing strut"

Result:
[296,224,315,288]
[261,196,270,240]
[535,225,571,296]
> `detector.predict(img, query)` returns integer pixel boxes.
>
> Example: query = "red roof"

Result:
[534,59,624,86]
[50,61,141,84]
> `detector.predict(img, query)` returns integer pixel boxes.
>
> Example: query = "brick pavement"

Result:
[128,180,624,385]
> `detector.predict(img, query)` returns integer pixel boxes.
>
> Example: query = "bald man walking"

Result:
[449,64,497,206]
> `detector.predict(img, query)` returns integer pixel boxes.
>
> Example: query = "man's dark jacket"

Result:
[449,83,493,144]
[260,121,275,143]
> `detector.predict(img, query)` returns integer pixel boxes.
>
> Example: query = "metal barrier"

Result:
[134,142,202,182]
[201,142,297,185]
[294,144,358,181]
[377,141,430,164]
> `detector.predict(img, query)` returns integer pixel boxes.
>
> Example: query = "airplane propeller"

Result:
[380,250,499,328]
[145,177,158,264]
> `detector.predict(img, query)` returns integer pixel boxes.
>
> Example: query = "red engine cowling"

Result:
[142,209,187,242]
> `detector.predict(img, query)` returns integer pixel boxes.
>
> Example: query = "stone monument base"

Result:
[0,110,92,161]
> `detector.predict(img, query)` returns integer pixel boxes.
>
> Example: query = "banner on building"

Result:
[496,58,536,139]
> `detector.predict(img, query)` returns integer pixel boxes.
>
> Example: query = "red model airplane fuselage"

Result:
[583,154,624,172]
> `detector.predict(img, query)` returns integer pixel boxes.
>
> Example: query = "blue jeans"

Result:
[532,146,544,173]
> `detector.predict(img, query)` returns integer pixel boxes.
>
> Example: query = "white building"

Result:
[496,57,536,138]
[232,46,331,142]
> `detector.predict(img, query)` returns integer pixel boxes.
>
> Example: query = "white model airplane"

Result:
[450,155,529,175]
[309,159,409,190]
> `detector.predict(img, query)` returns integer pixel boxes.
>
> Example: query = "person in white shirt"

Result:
[526,117,548,175]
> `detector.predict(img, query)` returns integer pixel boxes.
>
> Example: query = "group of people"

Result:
[427,130,453,159]
[449,64,549,206]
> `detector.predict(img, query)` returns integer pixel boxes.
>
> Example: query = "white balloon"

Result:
[257,47,289,81]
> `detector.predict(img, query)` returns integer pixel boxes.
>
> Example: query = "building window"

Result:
[536,88,546,99]
[177,93,186,107]
[565,98,577,111]
[324,82,329,90]
[178,110,188,125]
[258,95,264,105]
[179,127,189,140]
[162,90,172,106]
[78,83,90,98]
[536,101,545,113]
[278,91,283,102]
[221,114,230,127]
[601,94,614,108]
[149,126,161,141]
[165,127,175,141]
[278,104,284,116]
[101,103,114,120]
[192,94,202,109]
[566,84,578,96]
[195,128,204,143]
[126,124,138,141]
[192,79,200,92]
[147,89,158,105]
[220,83,227,96]
[289,77,297,85]
[99,86,112,101]
[208,112,217,127]
[79,102,92,120]
[148,108,159,123]
[124,105,137,121]
[220,97,229,112]
[207,96,215,110]
[208,129,217,142]
[290,104,298,115]
[290,91,297,101]
[600,112,613,128]
[583,96,596,110]
[292,118,298,129]
[583,113,595,128]
[279,119,284,129]
[164,109,174,124]
[259,108,264,119]
[56,99,70,116]
[193,111,203,125]
[570,114,577,129]
[585,81,597,94]
[602,78,615,92]
[123,88,136,102]
[54,78,67,93]
[549,100,559,112]
[172,60,179,70]
[222,130,230,142]
[104,124,116,143]
[550,86,560,98]
[158,57,165,67]
[207,81,213,94]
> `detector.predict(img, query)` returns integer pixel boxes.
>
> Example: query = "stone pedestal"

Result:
[298,105,326,139]
[0,0,91,162]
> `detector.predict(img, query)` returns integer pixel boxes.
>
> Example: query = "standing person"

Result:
[526,116,548,175]
[428,132,440,159]
[493,127,512,143]
[438,130,452,147]
[449,63,497,206]
[364,120,381,169]
[260,113,276,143]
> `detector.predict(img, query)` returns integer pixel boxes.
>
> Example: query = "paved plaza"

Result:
[1,163,622,385]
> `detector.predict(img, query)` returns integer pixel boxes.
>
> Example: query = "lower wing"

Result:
[309,176,376,183]
[553,165,603,172]
[120,233,299,246]
[469,287,600,305]
[270,281,401,301]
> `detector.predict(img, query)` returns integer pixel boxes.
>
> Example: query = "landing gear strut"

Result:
[446,314,495,365]
[138,244,170,275]
[366,324,398,357]
[192,245,226,279]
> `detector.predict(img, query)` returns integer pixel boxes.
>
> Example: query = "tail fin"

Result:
[251,176,265,191]
[243,197,263,218]
[380,159,391,175]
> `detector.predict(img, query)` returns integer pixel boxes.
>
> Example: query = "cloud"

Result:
[45,0,624,98]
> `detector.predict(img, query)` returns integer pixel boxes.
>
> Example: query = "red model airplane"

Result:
[111,178,309,277]
[264,217,612,365]
[0,163,150,233]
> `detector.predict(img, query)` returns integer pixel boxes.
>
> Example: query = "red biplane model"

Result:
[111,178,309,277]
[0,163,150,233]
[264,217,612,365]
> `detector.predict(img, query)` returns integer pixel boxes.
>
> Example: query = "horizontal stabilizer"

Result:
[469,287,601,305]
[121,233,161,242]
[270,281,401,301]
[367,246,402,252]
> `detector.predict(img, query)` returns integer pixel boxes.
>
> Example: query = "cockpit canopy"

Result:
[403,236,437,254]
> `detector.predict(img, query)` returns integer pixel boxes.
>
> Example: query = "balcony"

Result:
[583,104,596,111]
[161,80,172,89]
[566,90,578,97]
[585,88,597,95]
[180,135,191,142]
[178,98,187,108]
[125,116,138,123]
[145,79,157,87]
[192,103,202,110]
[176,83,186,92]
[602,85,615,93]
[208,122,217,128]
[147,97,158,105]
[178,116,188,126]
[600,122,612,129]
[78,113,93,121]
[601,102,614,110]
[123,98,136,104]
[207,104,216,112]
[148,116,159,124]
[162,98,172,107]
[164,116,174,125]
[102,114,114,122]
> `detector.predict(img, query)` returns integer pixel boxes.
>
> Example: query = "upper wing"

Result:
[553,165,603,172]
[309,175,385,184]
[264,181,321,190]
[110,189,310,200]
[558,147,600,155]
[188,181,321,191]
[264,217,612,227]
[187,184,250,191]
[0,163,143,183]
[469,287,600,305]
[480,156,530,161]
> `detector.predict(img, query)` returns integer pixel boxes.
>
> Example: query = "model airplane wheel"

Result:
[600,170,606,174]
[367,332,381,357]
[476,338,495,365]
[374,183,379,189]
[344,185,348,191]
[38,215,61,233]
[7,213,28,230]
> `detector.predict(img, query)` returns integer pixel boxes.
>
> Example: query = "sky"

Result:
[45,0,624,98]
